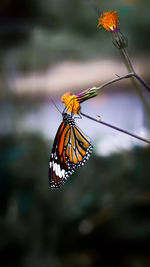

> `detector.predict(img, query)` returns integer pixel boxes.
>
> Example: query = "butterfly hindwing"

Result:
[65,125,92,167]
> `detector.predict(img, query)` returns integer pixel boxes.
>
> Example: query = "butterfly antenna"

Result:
[62,96,76,116]
[51,98,61,114]
[62,98,71,114]
[71,97,75,117]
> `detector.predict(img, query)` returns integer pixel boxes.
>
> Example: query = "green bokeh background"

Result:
[0,1,150,266]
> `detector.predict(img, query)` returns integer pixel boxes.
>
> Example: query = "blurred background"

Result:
[0,0,150,266]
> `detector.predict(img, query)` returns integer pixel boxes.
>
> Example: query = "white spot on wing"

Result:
[57,164,62,178]
[55,163,58,176]
[53,162,56,172]
[62,169,65,178]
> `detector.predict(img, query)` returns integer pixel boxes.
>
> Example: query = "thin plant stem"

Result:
[88,72,150,95]
[134,72,150,92]
[96,72,134,91]
[120,47,150,118]
[120,47,134,72]
[81,111,150,145]
[77,73,135,104]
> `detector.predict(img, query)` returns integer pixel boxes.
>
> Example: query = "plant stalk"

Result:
[120,47,150,119]
[81,111,150,145]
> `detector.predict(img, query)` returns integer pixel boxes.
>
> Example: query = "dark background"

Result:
[0,0,150,266]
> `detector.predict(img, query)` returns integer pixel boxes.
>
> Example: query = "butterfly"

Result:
[49,112,93,189]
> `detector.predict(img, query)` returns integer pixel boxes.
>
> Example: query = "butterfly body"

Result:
[49,113,92,189]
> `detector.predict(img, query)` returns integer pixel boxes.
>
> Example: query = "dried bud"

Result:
[112,31,128,49]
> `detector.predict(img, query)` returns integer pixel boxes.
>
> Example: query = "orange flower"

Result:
[97,11,119,32]
[61,93,80,114]
[61,88,98,114]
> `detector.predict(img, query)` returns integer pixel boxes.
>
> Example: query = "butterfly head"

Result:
[62,112,75,126]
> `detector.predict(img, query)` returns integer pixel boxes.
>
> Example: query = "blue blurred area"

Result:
[0,1,150,267]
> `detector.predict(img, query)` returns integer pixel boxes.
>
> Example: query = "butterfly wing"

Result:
[65,124,93,170]
[49,116,93,189]
[49,121,71,188]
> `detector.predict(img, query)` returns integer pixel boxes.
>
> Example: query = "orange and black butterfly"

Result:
[49,112,93,188]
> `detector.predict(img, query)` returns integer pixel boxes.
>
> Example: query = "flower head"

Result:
[61,88,98,115]
[97,11,119,32]
[61,93,80,114]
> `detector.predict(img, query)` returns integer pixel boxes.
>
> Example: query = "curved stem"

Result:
[96,72,134,91]
[134,72,150,92]
[81,112,150,145]
[120,48,150,119]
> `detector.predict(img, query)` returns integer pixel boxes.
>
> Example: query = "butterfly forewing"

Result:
[49,121,69,188]
[49,113,93,189]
